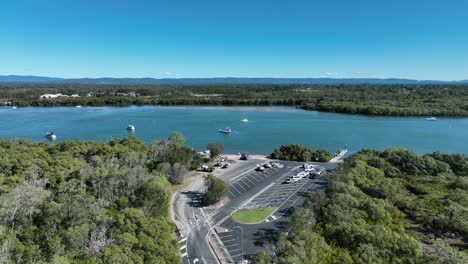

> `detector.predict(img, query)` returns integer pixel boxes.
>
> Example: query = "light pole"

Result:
[234,225,244,263]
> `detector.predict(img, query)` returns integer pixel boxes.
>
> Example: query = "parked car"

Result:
[285,177,299,184]
[222,163,230,169]
[256,165,265,171]
[263,162,272,168]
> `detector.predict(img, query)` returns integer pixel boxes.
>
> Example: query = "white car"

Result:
[296,171,309,178]
[272,162,284,168]
[286,178,299,184]
[256,165,265,171]
[263,162,272,168]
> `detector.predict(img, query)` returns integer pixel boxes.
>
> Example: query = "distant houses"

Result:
[39,93,80,99]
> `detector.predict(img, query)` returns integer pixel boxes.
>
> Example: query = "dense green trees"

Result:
[271,144,332,162]
[3,83,468,117]
[202,174,228,206]
[0,135,196,263]
[255,148,468,263]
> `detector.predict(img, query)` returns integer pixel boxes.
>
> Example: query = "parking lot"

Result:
[210,229,243,263]
[226,163,291,198]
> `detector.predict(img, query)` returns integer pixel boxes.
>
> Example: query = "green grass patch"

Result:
[232,207,277,224]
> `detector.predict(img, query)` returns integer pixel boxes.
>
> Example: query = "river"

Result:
[1,106,467,155]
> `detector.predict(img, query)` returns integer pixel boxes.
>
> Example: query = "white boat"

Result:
[76,105,82,108]
[425,117,437,121]
[12,106,17,109]
[241,118,249,122]
[45,132,57,140]
[218,127,232,133]
[126,125,136,131]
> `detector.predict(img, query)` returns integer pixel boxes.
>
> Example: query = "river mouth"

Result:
[1,105,467,155]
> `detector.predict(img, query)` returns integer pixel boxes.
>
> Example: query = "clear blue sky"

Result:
[1,0,467,80]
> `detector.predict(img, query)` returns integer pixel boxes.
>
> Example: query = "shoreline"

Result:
[3,103,468,118]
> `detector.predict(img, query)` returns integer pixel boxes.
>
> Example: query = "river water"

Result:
[1,106,467,155]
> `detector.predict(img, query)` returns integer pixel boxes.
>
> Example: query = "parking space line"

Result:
[249,175,261,183]
[225,244,239,248]
[243,176,256,185]
[234,182,247,192]
[218,234,233,238]
[229,183,242,194]
[237,179,251,190]
[228,189,236,197]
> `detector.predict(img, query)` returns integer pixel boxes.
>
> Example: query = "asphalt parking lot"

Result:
[211,161,330,261]
[226,164,290,198]
[211,229,243,263]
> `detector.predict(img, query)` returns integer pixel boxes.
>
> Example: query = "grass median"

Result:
[231,207,277,224]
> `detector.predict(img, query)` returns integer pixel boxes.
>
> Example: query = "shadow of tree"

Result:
[182,191,203,208]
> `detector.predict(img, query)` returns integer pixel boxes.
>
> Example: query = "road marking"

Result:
[227,167,256,182]
[179,237,188,243]
[180,245,187,250]
[193,257,198,263]
[225,244,240,248]
[181,252,187,257]
[229,183,242,194]
[235,182,247,192]
[238,179,251,189]
[243,176,256,185]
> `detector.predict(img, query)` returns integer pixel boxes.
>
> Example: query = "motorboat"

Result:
[218,127,232,133]
[425,117,437,121]
[241,118,249,123]
[76,105,82,108]
[45,131,57,140]
[127,125,136,131]
[12,106,17,109]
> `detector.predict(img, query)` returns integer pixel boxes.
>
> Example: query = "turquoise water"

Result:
[1,106,467,155]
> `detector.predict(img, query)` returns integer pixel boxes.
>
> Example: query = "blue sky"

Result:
[1,0,467,80]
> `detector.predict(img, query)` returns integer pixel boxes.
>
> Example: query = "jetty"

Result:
[330,148,348,163]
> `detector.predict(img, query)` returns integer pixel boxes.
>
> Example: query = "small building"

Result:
[40,93,65,99]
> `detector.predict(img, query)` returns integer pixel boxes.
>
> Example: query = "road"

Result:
[172,157,341,264]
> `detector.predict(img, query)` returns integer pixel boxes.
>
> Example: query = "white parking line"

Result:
[237,180,251,190]
[229,183,242,194]
[218,234,233,238]
[225,243,240,248]
[221,238,236,243]
[249,175,262,183]
[228,189,236,197]
[243,176,256,185]
[235,182,247,192]
[180,245,187,250]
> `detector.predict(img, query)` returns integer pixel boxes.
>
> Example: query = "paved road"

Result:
[173,158,340,263]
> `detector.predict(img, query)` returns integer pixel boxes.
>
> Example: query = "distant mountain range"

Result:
[0,75,467,85]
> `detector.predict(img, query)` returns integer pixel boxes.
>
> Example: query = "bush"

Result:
[202,174,228,206]
[271,144,332,162]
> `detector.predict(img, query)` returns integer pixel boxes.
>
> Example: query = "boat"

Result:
[76,105,82,108]
[241,118,249,122]
[12,106,17,109]
[218,127,232,133]
[126,125,136,131]
[425,117,437,121]
[45,131,57,140]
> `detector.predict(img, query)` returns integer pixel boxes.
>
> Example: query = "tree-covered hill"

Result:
[0,136,204,264]
[2,84,468,117]
[254,148,468,264]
